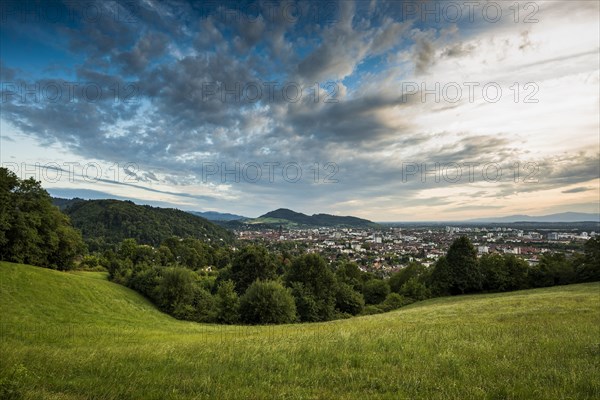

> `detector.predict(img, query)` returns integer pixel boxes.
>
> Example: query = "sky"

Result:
[0,0,599,221]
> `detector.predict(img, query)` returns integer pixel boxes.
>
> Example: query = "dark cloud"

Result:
[562,187,593,194]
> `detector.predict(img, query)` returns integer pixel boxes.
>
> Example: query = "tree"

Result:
[479,254,509,292]
[286,253,337,321]
[381,292,409,311]
[399,277,430,301]
[445,236,481,294]
[335,261,362,290]
[363,279,390,305]
[575,237,600,282]
[504,254,529,290]
[216,280,240,324]
[335,282,365,315]
[230,245,277,294]
[0,168,85,269]
[389,262,426,293]
[155,267,196,313]
[239,280,297,324]
[429,256,452,296]
[289,282,320,322]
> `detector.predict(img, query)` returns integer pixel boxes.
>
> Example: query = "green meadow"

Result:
[1,261,598,399]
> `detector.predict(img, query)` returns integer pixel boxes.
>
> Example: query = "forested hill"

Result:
[252,208,380,228]
[60,199,235,250]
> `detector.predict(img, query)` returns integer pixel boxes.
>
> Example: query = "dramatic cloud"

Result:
[1,0,598,220]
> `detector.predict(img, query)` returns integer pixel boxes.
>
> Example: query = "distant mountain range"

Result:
[189,211,248,221]
[236,208,380,228]
[466,212,599,223]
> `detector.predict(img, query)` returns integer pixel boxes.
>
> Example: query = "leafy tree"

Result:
[289,282,320,322]
[0,168,85,269]
[575,237,600,282]
[389,262,426,293]
[381,292,409,311]
[335,282,365,315]
[399,277,430,301]
[335,261,362,290]
[445,236,481,294]
[239,280,297,324]
[285,253,337,321]
[155,267,197,313]
[479,254,509,292]
[504,254,529,290]
[231,245,277,294]
[531,253,575,287]
[362,279,390,305]
[216,280,240,324]
[429,256,452,296]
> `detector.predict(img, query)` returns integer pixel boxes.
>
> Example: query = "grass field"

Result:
[1,261,599,399]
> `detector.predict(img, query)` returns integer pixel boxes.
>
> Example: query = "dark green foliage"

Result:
[335,283,365,315]
[399,277,430,301]
[128,266,161,301]
[230,245,277,294]
[361,305,384,315]
[389,262,427,293]
[216,280,240,324]
[289,282,320,322]
[530,253,575,287]
[0,168,85,270]
[363,279,390,305]
[381,292,411,311]
[63,199,234,250]
[575,237,600,282]
[286,253,337,321]
[335,261,363,290]
[155,267,197,313]
[429,256,452,296]
[479,254,510,292]
[445,236,482,294]
[239,280,297,324]
[503,255,529,291]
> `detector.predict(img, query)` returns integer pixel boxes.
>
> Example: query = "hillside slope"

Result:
[1,262,598,399]
[62,199,235,249]
[246,208,380,228]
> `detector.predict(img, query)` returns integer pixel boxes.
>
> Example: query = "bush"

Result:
[216,280,240,324]
[361,305,384,315]
[289,282,320,322]
[335,283,365,315]
[399,277,430,301]
[155,267,197,313]
[381,293,411,311]
[363,279,390,304]
[239,280,297,324]
[286,253,337,321]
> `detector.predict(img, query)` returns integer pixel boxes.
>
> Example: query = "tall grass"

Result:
[1,261,598,399]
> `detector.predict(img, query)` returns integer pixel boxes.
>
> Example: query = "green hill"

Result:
[61,199,235,249]
[1,261,599,399]
[240,208,380,229]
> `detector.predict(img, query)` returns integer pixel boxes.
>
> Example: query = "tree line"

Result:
[1,167,599,325]
[93,234,599,325]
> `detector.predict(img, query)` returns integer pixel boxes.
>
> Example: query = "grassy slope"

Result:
[1,261,599,400]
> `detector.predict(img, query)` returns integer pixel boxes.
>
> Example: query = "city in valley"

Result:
[236,223,597,275]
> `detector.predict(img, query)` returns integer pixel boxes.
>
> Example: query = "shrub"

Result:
[216,280,240,324]
[239,280,297,324]
[361,305,384,315]
[399,277,430,301]
[363,279,390,305]
[335,283,365,315]
[381,292,411,311]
